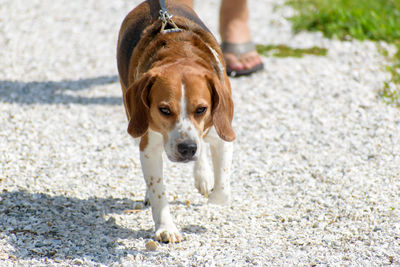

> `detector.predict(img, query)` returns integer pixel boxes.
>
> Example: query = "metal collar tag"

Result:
[159,0,182,33]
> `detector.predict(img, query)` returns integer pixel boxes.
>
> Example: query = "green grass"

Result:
[285,0,400,106]
[256,44,327,58]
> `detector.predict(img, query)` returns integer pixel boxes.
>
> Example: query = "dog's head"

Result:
[125,66,235,162]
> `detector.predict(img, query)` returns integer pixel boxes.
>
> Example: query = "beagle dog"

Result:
[117,0,235,243]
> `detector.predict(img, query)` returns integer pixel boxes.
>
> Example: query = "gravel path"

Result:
[1,0,400,266]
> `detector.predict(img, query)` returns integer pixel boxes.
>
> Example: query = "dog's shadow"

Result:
[0,189,157,264]
[0,75,120,105]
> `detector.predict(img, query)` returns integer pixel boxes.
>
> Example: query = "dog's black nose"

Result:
[177,142,197,159]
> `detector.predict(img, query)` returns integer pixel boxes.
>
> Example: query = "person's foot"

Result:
[221,41,264,77]
[223,49,262,73]
[219,0,263,76]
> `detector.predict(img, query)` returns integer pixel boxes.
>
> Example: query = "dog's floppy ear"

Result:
[125,73,157,138]
[207,74,236,142]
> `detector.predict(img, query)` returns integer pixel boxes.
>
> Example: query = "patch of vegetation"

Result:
[378,45,400,106]
[256,44,327,58]
[286,0,400,106]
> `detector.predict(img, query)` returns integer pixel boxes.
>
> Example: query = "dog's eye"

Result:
[159,107,172,116]
[195,107,207,115]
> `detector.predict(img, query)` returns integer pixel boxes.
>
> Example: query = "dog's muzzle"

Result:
[177,142,197,161]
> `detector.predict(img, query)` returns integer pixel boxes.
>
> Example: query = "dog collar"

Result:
[159,0,182,33]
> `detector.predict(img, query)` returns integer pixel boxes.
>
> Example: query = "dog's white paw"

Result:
[195,176,212,197]
[208,189,231,206]
[194,167,213,197]
[155,224,182,243]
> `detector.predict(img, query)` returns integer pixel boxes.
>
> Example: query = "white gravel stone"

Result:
[1,0,400,266]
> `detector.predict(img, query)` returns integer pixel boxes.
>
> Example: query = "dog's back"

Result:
[117,0,210,88]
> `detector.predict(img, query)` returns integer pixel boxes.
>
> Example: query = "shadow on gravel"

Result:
[0,189,157,264]
[0,75,121,105]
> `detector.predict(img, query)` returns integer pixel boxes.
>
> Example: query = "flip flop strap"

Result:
[221,42,256,58]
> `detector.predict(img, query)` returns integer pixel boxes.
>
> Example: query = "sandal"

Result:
[221,42,264,77]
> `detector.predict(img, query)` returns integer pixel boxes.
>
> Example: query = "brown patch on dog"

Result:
[139,133,149,153]
[139,132,149,151]
[157,178,161,183]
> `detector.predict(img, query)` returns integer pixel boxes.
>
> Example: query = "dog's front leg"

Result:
[205,127,233,205]
[140,130,181,243]
[194,140,212,197]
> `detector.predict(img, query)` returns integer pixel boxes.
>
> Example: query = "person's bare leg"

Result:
[219,0,262,72]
